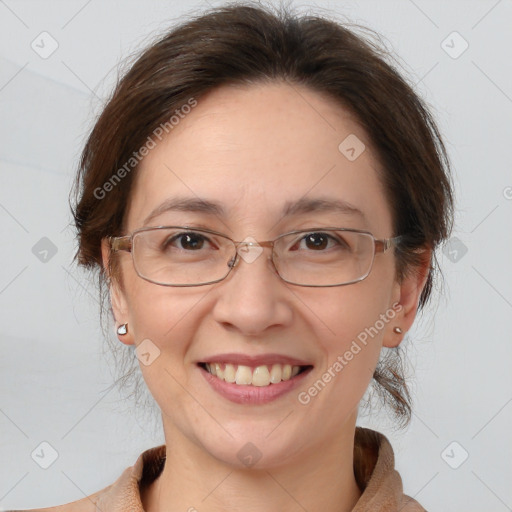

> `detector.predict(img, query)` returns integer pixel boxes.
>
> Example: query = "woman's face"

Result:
[104,81,419,468]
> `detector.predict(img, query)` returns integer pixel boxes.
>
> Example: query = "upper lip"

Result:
[199,353,312,367]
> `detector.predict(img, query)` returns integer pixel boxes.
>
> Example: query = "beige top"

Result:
[10,427,425,512]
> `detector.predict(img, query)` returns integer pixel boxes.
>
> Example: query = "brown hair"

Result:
[72,1,454,426]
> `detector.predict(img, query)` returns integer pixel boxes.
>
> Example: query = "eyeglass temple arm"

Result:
[375,235,404,253]
[109,236,132,253]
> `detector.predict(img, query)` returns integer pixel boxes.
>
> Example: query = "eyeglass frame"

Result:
[108,225,403,288]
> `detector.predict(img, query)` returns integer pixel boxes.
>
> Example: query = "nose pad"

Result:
[227,254,238,269]
[226,240,278,275]
[236,238,264,265]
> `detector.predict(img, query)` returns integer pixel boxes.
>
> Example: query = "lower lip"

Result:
[199,365,312,405]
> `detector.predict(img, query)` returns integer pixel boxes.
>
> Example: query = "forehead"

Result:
[127,81,393,235]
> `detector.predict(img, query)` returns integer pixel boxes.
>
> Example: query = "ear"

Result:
[101,238,134,346]
[383,247,431,348]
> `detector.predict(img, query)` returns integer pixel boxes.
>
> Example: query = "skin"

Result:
[101,80,430,511]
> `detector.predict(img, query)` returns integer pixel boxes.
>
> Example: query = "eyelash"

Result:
[164,230,347,251]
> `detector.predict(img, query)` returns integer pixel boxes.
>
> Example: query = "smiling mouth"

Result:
[199,362,312,387]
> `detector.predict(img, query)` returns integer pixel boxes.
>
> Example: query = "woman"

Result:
[14,2,453,511]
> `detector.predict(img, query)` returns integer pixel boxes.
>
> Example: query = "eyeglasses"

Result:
[109,226,402,287]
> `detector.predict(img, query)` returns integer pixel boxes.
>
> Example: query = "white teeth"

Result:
[224,363,236,383]
[252,365,271,387]
[214,363,224,379]
[207,363,217,376]
[235,365,252,385]
[204,362,303,386]
[269,364,282,383]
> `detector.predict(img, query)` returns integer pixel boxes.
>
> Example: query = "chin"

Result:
[198,426,304,471]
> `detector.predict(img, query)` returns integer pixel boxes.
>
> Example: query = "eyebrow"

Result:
[142,196,366,226]
[282,197,366,221]
[143,197,225,226]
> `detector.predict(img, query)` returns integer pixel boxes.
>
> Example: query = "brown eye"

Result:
[180,233,205,250]
[293,232,348,252]
[304,233,329,250]
[164,232,208,251]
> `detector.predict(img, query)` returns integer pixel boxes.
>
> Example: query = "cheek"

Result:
[308,279,395,392]
[313,271,393,342]
[124,280,206,414]
[123,261,200,343]
[122,269,203,382]
[290,284,394,442]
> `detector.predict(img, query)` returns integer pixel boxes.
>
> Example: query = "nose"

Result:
[211,244,294,337]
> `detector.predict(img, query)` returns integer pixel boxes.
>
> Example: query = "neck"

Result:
[142,416,362,512]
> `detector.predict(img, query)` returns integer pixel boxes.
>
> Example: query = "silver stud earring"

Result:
[117,323,128,335]
[393,326,403,334]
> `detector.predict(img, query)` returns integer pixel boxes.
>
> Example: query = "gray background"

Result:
[1,0,511,510]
